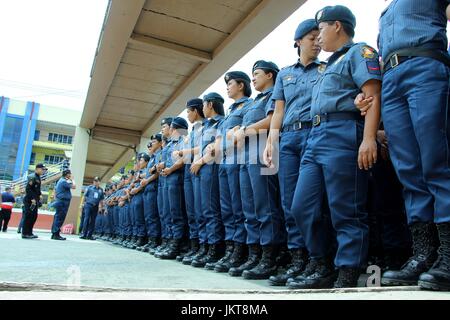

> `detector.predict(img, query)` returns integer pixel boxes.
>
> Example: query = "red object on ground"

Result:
[61,224,74,235]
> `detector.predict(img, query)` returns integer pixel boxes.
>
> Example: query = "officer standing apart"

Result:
[288,5,382,289]
[80,177,104,240]
[52,169,76,240]
[22,163,47,239]
[0,187,16,232]
[377,0,450,291]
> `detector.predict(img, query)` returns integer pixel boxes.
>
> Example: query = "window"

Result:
[46,133,73,144]
[44,155,64,165]
[30,153,36,165]
[34,130,40,141]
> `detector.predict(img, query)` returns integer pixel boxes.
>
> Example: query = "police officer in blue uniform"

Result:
[80,177,104,240]
[154,118,175,257]
[118,172,134,247]
[137,135,163,252]
[377,0,450,291]
[287,5,382,289]
[189,93,226,268]
[129,153,150,249]
[263,19,324,286]
[209,71,253,272]
[158,117,189,259]
[52,169,76,240]
[229,60,285,279]
[175,99,206,263]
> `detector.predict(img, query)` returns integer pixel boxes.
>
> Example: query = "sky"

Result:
[0,0,393,113]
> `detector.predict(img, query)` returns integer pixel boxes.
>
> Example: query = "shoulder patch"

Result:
[361,45,376,59]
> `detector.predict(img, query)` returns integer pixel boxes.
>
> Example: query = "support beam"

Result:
[86,160,114,167]
[91,125,142,145]
[80,0,146,129]
[100,148,136,183]
[129,33,213,63]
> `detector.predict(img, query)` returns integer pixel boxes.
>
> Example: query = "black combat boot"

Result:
[159,239,182,260]
[154,238,172,258]
[419,223,450,291]
[268,248,308,286]
[287,258,336,289]
[382,222,438,286]
[192,243,223,268]
[275,244,292,268]
[122,235,133,247]
[51,232,66,241]
[133,236,147,250]
[208,241,234,271]
[229,244,261,277]
[333,268,362,288]
[151,238,168,256]
[189,243,209,266]
[177,239,200,262]
[128,236,141,249]
[215,242,247,273]
[243,245,278,280]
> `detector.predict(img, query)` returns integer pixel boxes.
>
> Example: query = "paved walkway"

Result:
[1,230,450,299]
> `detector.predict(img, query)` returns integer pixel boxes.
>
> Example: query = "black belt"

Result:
[312,112,363,127]
[383,48,450,73]
[282,121,312,132]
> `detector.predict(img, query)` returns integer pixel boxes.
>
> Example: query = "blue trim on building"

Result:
[0,96,11,143]
[13,101,40,179]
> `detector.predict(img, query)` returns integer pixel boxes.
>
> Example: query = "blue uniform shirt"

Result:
[311,42,382,116]
[84,185,104,206]
[201,115,224,157]
[272,59,324,127]
[187,120,205,162]
[165,136,185,168]
[161,139,172,166]
[55,178,73,201]
[242,87,275,127]
[378,0,450,59]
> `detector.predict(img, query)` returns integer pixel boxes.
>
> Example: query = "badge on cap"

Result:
[317,9,324,21]
[361,46,375,59]
[225,74,230,82]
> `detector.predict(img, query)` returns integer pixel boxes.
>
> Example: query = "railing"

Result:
[0,160,68,195]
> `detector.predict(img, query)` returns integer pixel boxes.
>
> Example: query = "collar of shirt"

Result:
[294,58,321,70]
[210,115,223,124]
[255,86,274,101]
[229,96,250,112]
[327,40,355,66]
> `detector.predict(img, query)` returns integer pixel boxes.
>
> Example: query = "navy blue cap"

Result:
[293,19,318,48]
[203,92,224,103]
[224,71,251,84]
[138,153,150,162]
[171,116,189,130]
[161,117,173,126]
[252,60,280,74]
[315,5,356,29]
[186,98,203,109]
[150,133,162,142]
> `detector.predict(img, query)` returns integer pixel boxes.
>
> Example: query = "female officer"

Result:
[228,60,285,280]
[263,19,324,286]
[176,99,206,264]
[189,93,225,268]
[158,117,189,260]
[207,72,253,272]
[288,5,382,289]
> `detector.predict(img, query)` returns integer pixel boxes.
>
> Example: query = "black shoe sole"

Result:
[268,279,287,286]
[228,270,243,277]
[418,280,450,291]
[381,278,418,286]
[214,266,230,273]
[191,262,206,268]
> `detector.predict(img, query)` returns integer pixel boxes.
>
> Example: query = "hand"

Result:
[156,162,165,171]
[190,160,203,176]
[234,128,245,150]
[376,130,389,161]
[206,144,215,157]
[354,93,373,116]
[31,199,36,205]
[162,167,172,176]
[172,150,182,159]
[263,141,274,168]
[130,189,136,195]
[358,138,377,170]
